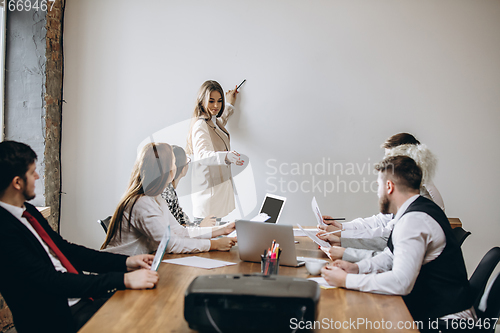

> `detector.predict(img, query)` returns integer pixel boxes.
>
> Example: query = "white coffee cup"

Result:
[304,258,329,275]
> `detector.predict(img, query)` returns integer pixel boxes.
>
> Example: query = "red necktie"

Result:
[22,210,79,275]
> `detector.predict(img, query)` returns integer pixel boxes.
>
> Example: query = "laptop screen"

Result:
[260,195,286,224]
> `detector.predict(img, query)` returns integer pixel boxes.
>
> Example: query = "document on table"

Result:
[312,197,326,226]
[293,228,307,237]
[297,224,331,248]
[251,212,271,222]
[308,277,337,289]
[162,256,237,269]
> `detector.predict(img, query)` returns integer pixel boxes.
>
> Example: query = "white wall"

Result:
[62,0,500,276]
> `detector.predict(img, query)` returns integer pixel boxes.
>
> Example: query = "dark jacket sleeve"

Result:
[26,204,129,274]
[0,204,128,298]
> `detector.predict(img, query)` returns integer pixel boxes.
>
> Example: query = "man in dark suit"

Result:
[0,141,159,333]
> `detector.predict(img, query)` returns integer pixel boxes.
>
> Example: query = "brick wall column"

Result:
[44,0,65,231]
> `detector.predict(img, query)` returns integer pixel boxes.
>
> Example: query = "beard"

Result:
[379,193,391,215]
[22,187,36,201]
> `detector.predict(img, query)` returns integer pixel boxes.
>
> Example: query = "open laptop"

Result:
[258,193,287,224]
[236,220,305,267]
[226,193,287,237]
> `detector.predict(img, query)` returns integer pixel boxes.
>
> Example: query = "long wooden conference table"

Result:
[80,234,422,333]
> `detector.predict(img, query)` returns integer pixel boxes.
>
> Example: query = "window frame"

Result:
[0,4,6,141]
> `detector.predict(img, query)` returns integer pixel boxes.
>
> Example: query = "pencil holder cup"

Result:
[261,257,279,275]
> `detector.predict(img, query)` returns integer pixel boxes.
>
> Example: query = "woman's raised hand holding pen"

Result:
[225,86,239,105]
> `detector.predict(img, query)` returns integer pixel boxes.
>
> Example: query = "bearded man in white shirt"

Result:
[318,133,445,263]
[321,155,473,332]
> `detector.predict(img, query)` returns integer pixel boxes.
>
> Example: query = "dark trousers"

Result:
[70,294,113,331]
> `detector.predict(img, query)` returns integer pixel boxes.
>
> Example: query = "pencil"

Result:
[322,230,342,235]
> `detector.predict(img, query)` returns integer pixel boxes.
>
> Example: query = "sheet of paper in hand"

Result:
[311,197,326,226]
[297,224,331,248]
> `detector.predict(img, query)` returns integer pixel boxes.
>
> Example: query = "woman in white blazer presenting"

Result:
[186,80,244,221]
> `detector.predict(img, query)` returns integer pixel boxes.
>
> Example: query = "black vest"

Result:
[387,196,471,321]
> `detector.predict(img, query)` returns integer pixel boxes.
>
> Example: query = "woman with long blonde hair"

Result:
[186,80,244,221]
[102,142,236,256]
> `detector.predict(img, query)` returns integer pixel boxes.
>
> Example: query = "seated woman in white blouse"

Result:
[101,143,236,256]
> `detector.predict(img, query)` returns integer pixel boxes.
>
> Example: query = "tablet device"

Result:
[236,220,305,267]
[151,225,170,271]
[259,193,287,224]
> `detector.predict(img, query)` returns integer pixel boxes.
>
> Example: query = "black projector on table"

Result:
[184,274,320,333]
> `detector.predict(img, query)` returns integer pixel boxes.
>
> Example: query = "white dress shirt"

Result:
[0,201,80,306]
[104,195,211,256]
[345,195,474,319]
[347,195,446,294]
[341,213,394,238]
[422,179,445,211]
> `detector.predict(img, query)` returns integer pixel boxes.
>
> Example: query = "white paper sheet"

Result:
[293,229,306,237]
[162,256,237,269]
[308,277,337,289]
[297,224,331,248]
[250,212,271,222]
[312,197,326,226]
